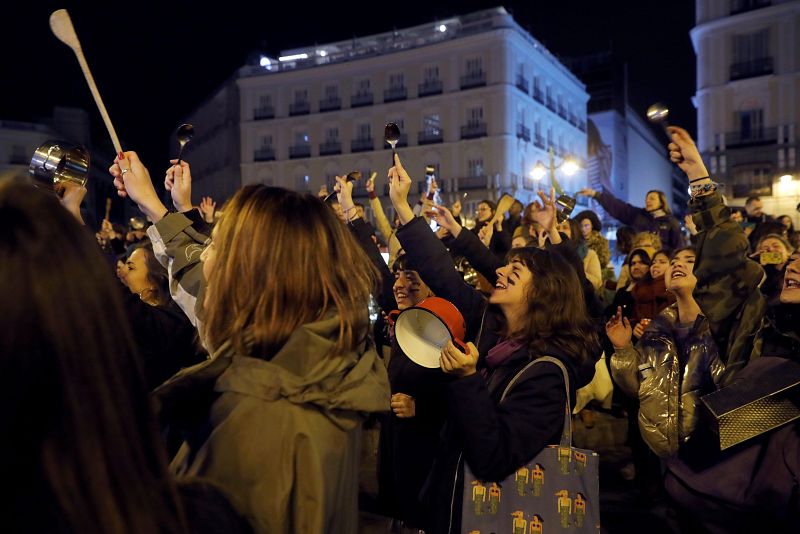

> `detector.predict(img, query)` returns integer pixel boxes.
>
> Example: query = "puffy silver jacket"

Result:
[611,304,725,457]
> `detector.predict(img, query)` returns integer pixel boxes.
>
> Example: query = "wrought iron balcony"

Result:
[383,86,408,102]
[289,101,310,116]
[534,134,545,149]
[319,141,342,156]
[730,57,773,81]
[351,138,374,152]
[558,105,569,120]
[460,71,486,90]
[288,145,311,159]
[351,92,374,108]
[516,124,530,142]
[418,130,443,145]
[456,176,489,190]
[418,79,443,97]
[533,87,543,103]
[730,0,771,15]
[254,147,275,161]
[577,120,586,132]
[515,75,529,94]
[254,105,274,120]
[460,122,487,140]
[319,97,341,112]
[546,97,557,112]
[725,127,778,147]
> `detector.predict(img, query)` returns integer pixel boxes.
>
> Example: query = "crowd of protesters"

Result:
[1,121,799,534]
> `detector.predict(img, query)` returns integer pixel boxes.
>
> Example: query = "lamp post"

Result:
[530,147,579,195]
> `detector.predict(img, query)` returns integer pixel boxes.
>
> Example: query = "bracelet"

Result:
[690,182,718,197]
[368,191,377,200]
[689,175,710,184]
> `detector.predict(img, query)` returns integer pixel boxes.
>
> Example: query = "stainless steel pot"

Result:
[29,140,90,189]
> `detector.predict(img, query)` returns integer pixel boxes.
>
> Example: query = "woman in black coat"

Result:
[388,155,600,533]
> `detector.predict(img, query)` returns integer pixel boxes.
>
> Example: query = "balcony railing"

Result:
[725,127,778,147]
[288,145,311,159]
[383,133,408,148]
[319,141,342,156]
[730,57,774,80]
[383,86,408,102]
[418,79,443,97]
[418,130,444,145]
[558,105,569,120]
[351,92,374,108]
[351,138,374,152]
[460,122,487,140]
[577,120,586,132]
[253,105,274,120]
[460,71,486,90]
[730,0,771,15]
[515,75,529,94]
[289,101,310,116]
[546,97,557,112]
[569,113,579,127]
[534,134,545,149]
[456,176,489,190]
[533,87,543,103]
[254,147,275,161]
[319,97,341,112]
[516,124,530,142]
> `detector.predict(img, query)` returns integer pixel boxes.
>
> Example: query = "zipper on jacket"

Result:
[447,453,463,534]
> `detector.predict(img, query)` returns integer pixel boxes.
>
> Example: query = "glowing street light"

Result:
[438,24,447,32]
[531,162,547,180]
[780,174,793,184]
[561,159,579,176]
[531,148,581,194]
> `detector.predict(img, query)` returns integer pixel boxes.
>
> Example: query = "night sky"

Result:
[2,1,696,170]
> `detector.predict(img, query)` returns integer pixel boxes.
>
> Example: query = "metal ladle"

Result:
[175,123,195,165]
[323,170,362,203]
[384,122,401,167]
[646,103,671,138]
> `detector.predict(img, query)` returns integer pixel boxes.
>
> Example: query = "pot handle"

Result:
[386,310,400,326]
[454,338,470,355]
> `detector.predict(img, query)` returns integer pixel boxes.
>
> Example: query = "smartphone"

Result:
[760,251,784,265]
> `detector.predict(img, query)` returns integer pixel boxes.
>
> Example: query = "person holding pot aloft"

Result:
[387,153,600,534]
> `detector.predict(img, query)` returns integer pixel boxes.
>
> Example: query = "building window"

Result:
[295,131,309,145]
[259,94,272,107]
[357,123,371,140]
[294,89,308,103]
[423,65,439,82]
[357,79,371,92]
[324,85,338,98]
[325,127,339,142]
[260,135,273,148]
[468,158,484,177]
[736,109,763,141]
[424,114,441,135]
[466,58,483,75]
[731,29,772,80]
[467,106,484,125]
[389,73,405,89]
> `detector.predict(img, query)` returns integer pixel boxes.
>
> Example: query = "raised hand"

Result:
[109,152,167,222]
[478,223,494,247]
[427,204,462,238]
[334,175,358,221]
[199,196,217,223]
[633,318,651,339]
[684,214,698,236]
[532,188,557,232]
[57,181,87,224]
[165,159,192,212]
[667,126,709,181]
[388,153,415,225]
[605,306,633,349]
[365,172,376,194]
[318,184,329,199]
[390,393,416,418]
[439,340,478,377]
[577,187,598,198]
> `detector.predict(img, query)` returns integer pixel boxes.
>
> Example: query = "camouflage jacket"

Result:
[688,191,766,386]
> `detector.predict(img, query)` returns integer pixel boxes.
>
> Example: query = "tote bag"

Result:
[461,356,601,533]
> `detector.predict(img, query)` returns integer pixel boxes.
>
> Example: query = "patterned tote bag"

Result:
[461,356,601,533]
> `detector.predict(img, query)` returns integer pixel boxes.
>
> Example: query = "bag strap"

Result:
[498,355,573,448]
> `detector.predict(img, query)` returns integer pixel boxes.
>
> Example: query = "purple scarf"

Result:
[485,338,525,369]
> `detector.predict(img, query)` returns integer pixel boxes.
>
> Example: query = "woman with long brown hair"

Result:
[109,152,390,533]
[387,154,600,533]
[0,179,248,534]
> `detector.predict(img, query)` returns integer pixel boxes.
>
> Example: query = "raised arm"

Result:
[668,126,766,384]
[388,154,486,339]
[578,186,641,227]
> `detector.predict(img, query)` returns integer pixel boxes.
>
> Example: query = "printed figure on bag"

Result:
[528,514,544,534]
[511,511,527,534]
[472,480,487,516]
[531,463,545,497]
[558,447,572,474]
[556,490,572,528]
[516,466,529,496]
[489,483,501,515]
[574,492,586,527]
[573,451,588,475]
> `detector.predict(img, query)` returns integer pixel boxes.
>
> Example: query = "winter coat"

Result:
[610,304,725,457]
[594,188,684,250]
[395,217,597,533]
[148,212,391,533]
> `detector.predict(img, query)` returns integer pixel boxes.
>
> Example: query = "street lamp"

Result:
[530,147,580,195]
